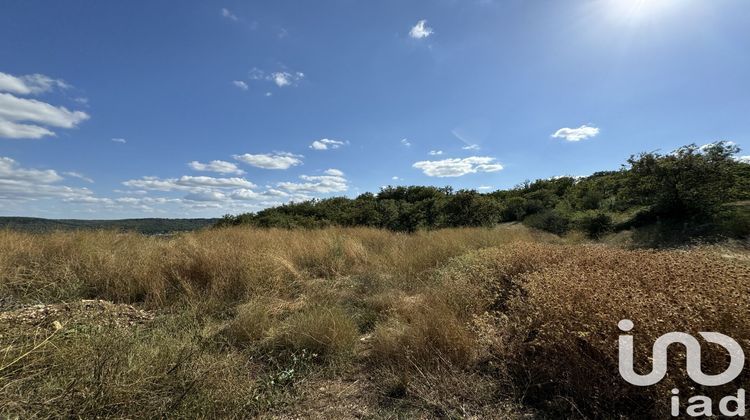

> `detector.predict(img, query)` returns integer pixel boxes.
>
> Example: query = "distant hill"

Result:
[0,217,218,234]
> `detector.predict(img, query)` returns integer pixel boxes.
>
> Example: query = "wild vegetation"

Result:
[0,225,747,418]
[218,142,750,246]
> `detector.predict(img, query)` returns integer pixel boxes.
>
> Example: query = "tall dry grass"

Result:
[0,225,551,309]
[0,225,747,418]
[494,245,750,416]
[362,242,750,417]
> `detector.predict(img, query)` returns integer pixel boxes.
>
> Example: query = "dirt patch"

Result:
[271,376,374,419]
[0,299,154,330]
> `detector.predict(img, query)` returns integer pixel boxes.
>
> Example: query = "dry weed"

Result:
[1,226,745,418]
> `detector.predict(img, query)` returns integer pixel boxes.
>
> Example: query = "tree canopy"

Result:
[217,142,749,243]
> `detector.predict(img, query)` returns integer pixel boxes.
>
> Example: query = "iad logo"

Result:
[618,319,744,386]
[618,319,746,417]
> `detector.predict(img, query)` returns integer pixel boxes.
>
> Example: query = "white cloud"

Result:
[324,168,344,176]
[113,189,147,195]
[413,156,504,177]
[0,73,34,95]
[429,150,443,155]
[62,196,113,205]
[550,175,584,181]
[12,186,290,215]
[551,124,599,142]
[310,138,346,150]
[477,185,492,191]
[462,144,480,151]
[736,155,750,164]
[278,171,348,194]
[122,177,176,191]
[392,176,401,180]
[0,93,89,128]
[264,188,289,197]
[265,92,272,97]
[166,175,256,189]
[0,157,62,183]
[221,8,238,21]
[111,138,126,143]
[123,175,256,191]
[401,138,411,147]
[128,182,310,206]
[273,73,290,87]
[698,141,736,153]
[0,181,92,202]
[0,156,93,202]
[184,190,227,202]
[247,68,305,88]
[0,91,89,139]
[63,171,94,183]
[232,80,248,90]
[189,160,244,175]
[248,68,266,80]
[229,188,261,200]
[409,20,434,39]
[0,72,69,95]
[0,155,356,215]
[0,120,54,139]
[228,188,305,202]
[233,152,303,170]
[113,196,180,206]
[0,72,85,139]
[271,71,304,87]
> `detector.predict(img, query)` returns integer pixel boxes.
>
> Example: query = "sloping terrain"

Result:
[0,226,747,418]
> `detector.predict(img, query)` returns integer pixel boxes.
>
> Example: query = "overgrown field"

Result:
[0,226,748,418]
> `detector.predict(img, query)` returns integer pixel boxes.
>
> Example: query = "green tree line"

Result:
[217,142,750,244]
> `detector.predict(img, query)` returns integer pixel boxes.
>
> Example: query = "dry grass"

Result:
[0,225,550,309]
[0,225,747,418]
[371,296,476,368]
[494,245,750,416]
[0,312,263,418]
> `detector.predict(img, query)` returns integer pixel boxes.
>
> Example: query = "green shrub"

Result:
[577,212,614,239]
[717,205,750,239]
[522,210,572,235]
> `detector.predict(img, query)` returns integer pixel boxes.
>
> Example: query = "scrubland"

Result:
[0,226,748,418]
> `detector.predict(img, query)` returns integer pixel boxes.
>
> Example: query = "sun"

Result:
[604,0,677,23]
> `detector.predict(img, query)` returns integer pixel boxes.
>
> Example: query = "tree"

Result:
[578,212,614,239]
[443,190,501,227]
[523,210,572,235]
[501,197,528,221]
[625,142,741,219]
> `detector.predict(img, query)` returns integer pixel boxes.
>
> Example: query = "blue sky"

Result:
[1,0,749,218]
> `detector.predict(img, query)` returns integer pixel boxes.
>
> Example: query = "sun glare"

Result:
[604,0,676,23]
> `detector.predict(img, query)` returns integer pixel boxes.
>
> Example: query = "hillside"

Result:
[1,226,748,418]
[0,217,217,234]
[218,142,750,246]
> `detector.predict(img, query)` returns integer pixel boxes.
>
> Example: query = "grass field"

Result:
[0,226,748,418]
